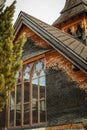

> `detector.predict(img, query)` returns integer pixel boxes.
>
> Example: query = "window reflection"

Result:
[40,70,45,77]
[40,76,45,99]
[16,85,21,104]
[40,100,46,122]
[24,63,33,81]
[24,82,30,102]
[32,78,38,101]
[10,91,15,126]
[16,71,22,83]
[16,105,21,126]
[16,71,19,79]
[32,102,38,123]
[10,91,15,107]
[10,110,14,126]
[32,72,38,79]
[36,61,43,72]
[24,104,30,124]
[24,66,30,81]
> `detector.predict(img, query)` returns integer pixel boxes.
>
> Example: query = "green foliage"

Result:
[0,1,26,111]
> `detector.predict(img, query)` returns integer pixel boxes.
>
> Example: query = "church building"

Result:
[1,0,87,130]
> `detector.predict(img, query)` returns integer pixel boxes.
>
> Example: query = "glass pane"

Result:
[32,102,38,123]
[16,105,21,126]
[40,100,46,122]
[40,76,46,99]
[16,71,22,83]
[23,63,33,81]
[24,103,30,125]
[35,61,43,72]
[16,71,19,79]
[10,110,14,126]
[10,91,15,107]
[40,70,45,77]
[10,91,15,126]
[24,82,30,103]
[32,72,38,79]
[32,78,38,101]
[24,66,30,81]
[16,84,21,104]
[24,73,30,81]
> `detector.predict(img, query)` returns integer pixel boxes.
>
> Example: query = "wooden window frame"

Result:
[8,56,46,129]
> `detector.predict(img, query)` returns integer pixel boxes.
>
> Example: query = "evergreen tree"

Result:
[0,1,26,111]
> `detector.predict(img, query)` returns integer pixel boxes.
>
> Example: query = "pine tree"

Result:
[0,1,26,111]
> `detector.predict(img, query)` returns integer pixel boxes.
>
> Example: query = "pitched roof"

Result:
[53,0,87,25]
[14,11,87,74]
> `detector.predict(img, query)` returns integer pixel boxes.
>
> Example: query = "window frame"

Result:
[8,57,46,128]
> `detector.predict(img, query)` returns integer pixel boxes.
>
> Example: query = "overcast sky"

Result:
[5,0,65,25]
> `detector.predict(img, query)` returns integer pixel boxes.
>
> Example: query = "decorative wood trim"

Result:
[23,54,45,65]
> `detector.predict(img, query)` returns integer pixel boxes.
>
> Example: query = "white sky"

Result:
[5,0,65,25]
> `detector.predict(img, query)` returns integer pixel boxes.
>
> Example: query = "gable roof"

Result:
[53,0,87,25]
[14,11,87,74]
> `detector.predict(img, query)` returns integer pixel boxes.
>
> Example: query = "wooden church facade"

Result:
[1,0,87,130]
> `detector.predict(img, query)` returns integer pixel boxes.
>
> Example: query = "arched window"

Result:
[8,58,46,128]
[32,59,46,124]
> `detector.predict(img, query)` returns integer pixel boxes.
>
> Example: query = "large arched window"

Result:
[8,58,46,128]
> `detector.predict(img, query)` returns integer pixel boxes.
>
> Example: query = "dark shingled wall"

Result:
[46,66,87,126]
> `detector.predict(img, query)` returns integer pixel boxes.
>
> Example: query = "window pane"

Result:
[32,102,38,123]
[40,100,46,122]
[10,109,14,126]
[24,82,30,103]
[16,84,21,104]
[24,66,30,81]
[16,105,21,126]
[16,71,22,83]
[40,76,46,99]
[32,72,38,79]
[40,70,45,77]
[10,91,15,126]
[10,91,15,107]
[36,61,43,72]
[32,78,38,101]
[23,63,33,81]
[24,103,30,125]
[24,73,30,81]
